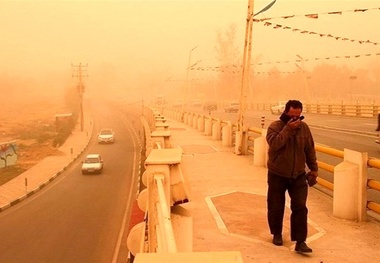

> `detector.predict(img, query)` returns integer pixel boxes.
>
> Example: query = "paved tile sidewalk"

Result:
[166,117,380,263]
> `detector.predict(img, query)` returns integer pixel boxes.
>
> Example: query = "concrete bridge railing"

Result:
[127,108,243,263]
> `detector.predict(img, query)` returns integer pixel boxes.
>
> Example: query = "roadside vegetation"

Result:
[0,81,80,186]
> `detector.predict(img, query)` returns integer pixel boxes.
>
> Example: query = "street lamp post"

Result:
[295,54,311,103]
[183,45,198,112]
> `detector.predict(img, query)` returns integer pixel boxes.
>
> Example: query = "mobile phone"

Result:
[280,114,304,123]
[291,116,305,122]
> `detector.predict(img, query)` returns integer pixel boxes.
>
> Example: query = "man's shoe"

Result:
[272,234,283,246]
[295,242,313,253]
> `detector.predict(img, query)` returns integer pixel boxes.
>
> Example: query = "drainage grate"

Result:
[169,127,186,131]
[180,145,217,154]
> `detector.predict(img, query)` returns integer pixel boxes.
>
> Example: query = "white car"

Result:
[270,101,287,114]
[98,128,115,144]
[81,154,103,174]
[224,102,240,113]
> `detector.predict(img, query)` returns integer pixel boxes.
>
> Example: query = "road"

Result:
[0,101,141,263]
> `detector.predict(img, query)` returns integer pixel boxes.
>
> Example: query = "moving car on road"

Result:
[82,154,103,174]
[203,101,218,111]
[224,101,239,113]
[270,101,287,114]
[98,128,115,144]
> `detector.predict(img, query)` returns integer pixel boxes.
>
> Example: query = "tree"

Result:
[215,24,242,101]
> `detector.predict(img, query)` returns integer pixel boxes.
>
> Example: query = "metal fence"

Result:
[248,102,379,118]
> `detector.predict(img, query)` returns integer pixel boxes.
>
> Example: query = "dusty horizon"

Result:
[1,0,379,104]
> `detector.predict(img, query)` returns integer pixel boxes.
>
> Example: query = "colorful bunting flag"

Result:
[305,14,318,19]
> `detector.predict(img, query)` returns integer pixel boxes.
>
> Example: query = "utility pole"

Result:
[236,0,254,154]
[72,63,88,131]
[235,0,276,154]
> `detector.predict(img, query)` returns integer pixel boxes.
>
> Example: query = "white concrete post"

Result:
[182,112,188,124]
[178,112,183,122]
[222,121,232,146]
[192,114,198,129]
[212,119,221,141]
[189,113,194,126]
[253,129,268,167]
[189,113,197,128]
[175,111,179,120]
[204,118,212,136]
[333,149,368,221]
[234,131,243,155]
[186,113,193,126]
[197,115,205,132]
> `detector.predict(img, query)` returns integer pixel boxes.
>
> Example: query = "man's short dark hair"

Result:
[285,100,303,113]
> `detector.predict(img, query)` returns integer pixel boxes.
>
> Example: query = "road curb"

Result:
[0,117,94,213]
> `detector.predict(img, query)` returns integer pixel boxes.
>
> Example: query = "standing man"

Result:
[266,100,318,253]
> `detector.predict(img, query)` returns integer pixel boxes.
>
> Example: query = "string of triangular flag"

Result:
[253,7,380,22]
[256,52,380,65]
[253,7,380,46]
[260,21,379,46]
[186,52,380,73]
[165,70,298,82]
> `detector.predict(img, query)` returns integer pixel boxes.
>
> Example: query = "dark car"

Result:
[203,101,218,111]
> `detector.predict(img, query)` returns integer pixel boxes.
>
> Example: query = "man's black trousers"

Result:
[267,171,309,242]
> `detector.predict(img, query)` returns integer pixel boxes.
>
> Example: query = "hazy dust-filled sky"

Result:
[1,0,379,101]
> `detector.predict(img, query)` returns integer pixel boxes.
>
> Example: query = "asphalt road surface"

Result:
[0,101,141,263]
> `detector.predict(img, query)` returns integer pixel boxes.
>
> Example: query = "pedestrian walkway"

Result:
[1,112,380,263]
[165,117,380,263]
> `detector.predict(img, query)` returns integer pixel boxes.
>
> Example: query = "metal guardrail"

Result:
[246,125,380,215]
[167,108,380,215]
[304,104,379,117]
[248,103,379,118]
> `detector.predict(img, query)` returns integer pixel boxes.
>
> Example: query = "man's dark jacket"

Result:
[266,120,318,178]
